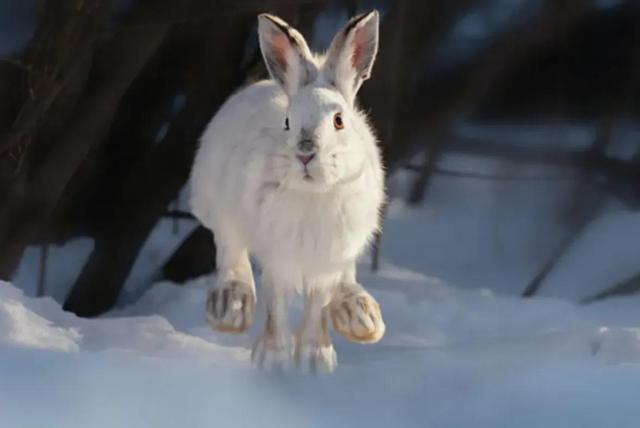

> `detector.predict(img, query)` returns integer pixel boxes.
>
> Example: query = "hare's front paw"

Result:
[251,332,293,371]
[294,337,337,374]
[206,281,256,333]
[329,286,385,343]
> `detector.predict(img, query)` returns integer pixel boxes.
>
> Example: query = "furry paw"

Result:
[329,288,385,343]
[251,333,293,371]
[206,281,256,333]
[295,340,337,373]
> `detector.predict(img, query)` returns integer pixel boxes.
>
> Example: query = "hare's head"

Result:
[258,11,379,192]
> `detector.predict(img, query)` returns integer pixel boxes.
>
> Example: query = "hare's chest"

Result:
[250,190,376,272]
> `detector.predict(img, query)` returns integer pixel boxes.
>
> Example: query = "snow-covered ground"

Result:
[4,186,640,427]
[3,264,640,427]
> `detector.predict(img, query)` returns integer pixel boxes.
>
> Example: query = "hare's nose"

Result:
[296,153,315,166]
[297,138,317,154]
[296,138,317,166]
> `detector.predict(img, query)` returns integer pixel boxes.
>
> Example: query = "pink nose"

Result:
[296,153,315,166]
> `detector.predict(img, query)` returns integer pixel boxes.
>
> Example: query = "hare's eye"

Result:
[333,112,344,130]
[284,117,290,131]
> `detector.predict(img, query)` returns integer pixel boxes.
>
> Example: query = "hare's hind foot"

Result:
[251,332,294,371]
[294,331,337,374]
[295,342,336,374]
[206,281,256,333]
[251,287,294,371]
[293,288,337,373]
[329,284,385,344]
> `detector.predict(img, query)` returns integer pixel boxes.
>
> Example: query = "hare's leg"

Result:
[251,274,292,370]
[328,266,385,344]
[294,286,337,373]
[206,235,256,333]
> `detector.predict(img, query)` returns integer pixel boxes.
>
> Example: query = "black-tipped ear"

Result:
[257,14,316,97]
[322,10,379,104]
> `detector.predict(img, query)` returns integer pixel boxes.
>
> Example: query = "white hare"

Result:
[190,11,385,372]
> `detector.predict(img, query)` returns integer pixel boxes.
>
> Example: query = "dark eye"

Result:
[333,112,344,130]
[284,117,290,131]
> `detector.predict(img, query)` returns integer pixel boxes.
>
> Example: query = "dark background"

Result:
[1,0,639,316]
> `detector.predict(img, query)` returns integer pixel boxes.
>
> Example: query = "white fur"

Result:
[190,11,384,371]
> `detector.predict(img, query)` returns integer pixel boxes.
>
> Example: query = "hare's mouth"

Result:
[303,173,313,181]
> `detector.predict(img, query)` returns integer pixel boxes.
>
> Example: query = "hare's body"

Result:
[190,11,385,372]
[191,81,383,280]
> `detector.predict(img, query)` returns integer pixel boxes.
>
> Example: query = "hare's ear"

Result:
[258,14,316,97]
[323,10,379,104]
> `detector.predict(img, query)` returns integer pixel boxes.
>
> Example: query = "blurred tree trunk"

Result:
[1,18,170,281]
[361,0,477,166]
[582,272,640,304]
[63,12,254,316]
[365,0,477,267]
[397,0,590,207]
[162,225,216,284]
[408,138,449,205]
[368,0,592,174]
[63,97,218,315]
[521,118,614,297]
[522,8,640,297]
[0,0,106,278]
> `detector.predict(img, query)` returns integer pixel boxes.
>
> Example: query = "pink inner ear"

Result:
[351,26,367,69]
[272,32,289,70]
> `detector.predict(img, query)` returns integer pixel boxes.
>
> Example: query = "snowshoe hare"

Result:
[190,11,385,372]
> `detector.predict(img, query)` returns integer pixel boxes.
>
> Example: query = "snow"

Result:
[540,208,640,299]
[13,217,196,304]
[4,207,640,426]
[384,166,579,296]
[0,297,80,352]
[3,267,640,427]
[387,149,640,300]
[13,238,94,301]
[4,153,640,426]
[453,122,597,152]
